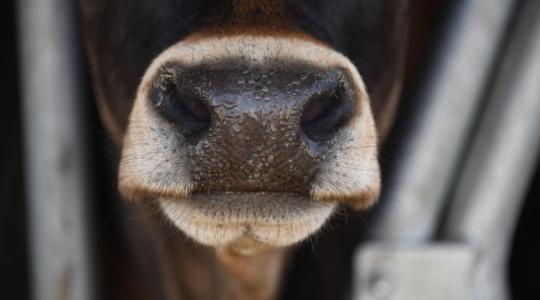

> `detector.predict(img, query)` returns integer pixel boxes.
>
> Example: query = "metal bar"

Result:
[369,0,517,241]
[353,243,474,300]
[352,1,523,299]
[442,1,540,299]
[17,0,94,299]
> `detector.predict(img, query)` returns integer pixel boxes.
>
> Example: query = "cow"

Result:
[81,0,409,299]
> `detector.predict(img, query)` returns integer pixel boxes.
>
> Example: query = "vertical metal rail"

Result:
[443,1,540,299]
[352,0,528,299]
[18,0,93,299]
[369,0,516,241]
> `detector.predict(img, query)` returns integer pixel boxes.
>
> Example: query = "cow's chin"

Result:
[159,192,337,256]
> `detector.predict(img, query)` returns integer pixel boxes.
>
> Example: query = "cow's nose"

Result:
[149,63,357,193]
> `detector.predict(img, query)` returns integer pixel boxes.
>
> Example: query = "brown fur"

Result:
[116,203,289,300]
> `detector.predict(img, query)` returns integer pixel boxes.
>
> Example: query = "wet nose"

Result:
[149,63,356,193]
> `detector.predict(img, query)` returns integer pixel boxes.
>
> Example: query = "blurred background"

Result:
[1,0,539,299]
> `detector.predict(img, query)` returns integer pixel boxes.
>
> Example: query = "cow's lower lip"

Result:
[158,192,336,252]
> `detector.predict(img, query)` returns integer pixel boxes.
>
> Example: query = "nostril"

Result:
[301,95,334,125]
[181,96,211,123]
[301,85,354,142]
[150,75,211,138]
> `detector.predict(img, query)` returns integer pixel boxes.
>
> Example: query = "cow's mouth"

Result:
[158,192,336,254]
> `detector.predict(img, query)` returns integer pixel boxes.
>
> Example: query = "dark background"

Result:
[1,0,538,299]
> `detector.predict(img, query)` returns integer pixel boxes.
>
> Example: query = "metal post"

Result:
[369,0,516,241]
[352,0,527,299]
[443,1,540,299]
[18,0,93,299]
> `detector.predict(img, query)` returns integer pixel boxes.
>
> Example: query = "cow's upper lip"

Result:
[158,191,337,252]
